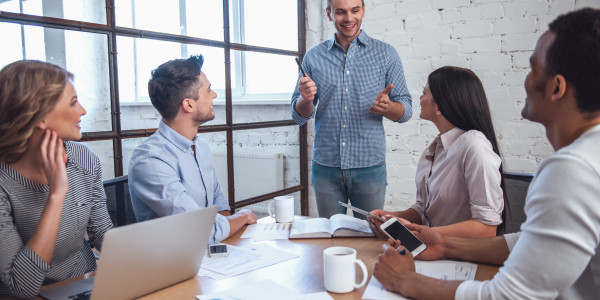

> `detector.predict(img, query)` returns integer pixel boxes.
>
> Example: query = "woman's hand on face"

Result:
[40,130,68,198]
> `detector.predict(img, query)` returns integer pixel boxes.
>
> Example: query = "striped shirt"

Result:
[291,30,412,169]
[0,142,113,299]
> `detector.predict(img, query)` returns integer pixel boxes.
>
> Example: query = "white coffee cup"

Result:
[323,246,368,293]
[268,195,294,223]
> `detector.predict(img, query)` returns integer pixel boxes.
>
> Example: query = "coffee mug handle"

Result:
[353,259,368,289]
[268,201,275,218]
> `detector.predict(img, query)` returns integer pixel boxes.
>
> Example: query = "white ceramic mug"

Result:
[323,246,368,293]
[268,195,294,223]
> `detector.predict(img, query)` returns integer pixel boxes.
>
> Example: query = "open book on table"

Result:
[289,214,375,238]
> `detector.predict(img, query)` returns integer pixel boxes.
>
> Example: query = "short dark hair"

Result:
[147,55,204,120]
[428,66,507,234]
[326,0,364,11]
[547,8,600,113]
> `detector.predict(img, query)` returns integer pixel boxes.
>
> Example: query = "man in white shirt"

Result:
[373,8,600,300]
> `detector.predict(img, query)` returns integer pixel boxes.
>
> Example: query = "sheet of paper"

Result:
[362,260,478,299]
[454,261,477,280]
[196,279,334,300]
[415,260,478,281]
[241,223,291,241]
[197,243,298,280]
[362,276,411,300]
[415,260,456,280]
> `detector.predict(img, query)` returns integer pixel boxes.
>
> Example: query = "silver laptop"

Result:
[39,206,218,300]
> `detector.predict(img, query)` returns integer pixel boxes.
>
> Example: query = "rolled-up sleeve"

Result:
[462,134,504,225]
[386,47,412,123]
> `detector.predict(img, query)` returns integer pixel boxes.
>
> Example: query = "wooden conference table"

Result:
[35,217,499,300]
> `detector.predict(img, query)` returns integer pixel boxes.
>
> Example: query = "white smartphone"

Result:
[208,244,228,257]
[379,218,427,257]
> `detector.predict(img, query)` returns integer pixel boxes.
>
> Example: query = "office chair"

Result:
[503,172,534,234]
[103,175,137,227]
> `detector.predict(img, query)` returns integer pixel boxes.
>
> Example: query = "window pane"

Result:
[0,25,111,133]
[231,126,300,201]
[230,0,298,51]
[0,0,106,24]
[231,51,296,123]
[115,0,223,41]
[82,140,114,180]
[118,37,226,130]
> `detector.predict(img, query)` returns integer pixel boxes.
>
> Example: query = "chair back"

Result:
[103,175,136,227]
[503,172,534,233]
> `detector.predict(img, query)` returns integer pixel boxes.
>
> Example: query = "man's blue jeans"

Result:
[311,162,387,219]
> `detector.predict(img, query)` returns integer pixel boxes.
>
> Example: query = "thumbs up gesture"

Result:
[369,84,394,115]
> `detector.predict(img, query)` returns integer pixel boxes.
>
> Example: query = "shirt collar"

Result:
[327,30,370,50]
[157,120,195,153]
[424,127,465,158]
[438,127,466,150]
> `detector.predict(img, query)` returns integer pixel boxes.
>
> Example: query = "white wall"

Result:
[304,0,600,213]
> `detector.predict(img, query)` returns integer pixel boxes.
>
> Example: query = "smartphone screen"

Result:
[382,220,424,252]
[209,244,227,255]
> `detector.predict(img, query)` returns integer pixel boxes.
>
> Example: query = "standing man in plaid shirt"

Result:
[291,0,412,218]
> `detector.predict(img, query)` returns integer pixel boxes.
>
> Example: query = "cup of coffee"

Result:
[268,195,294,223]
[323,246,367,293]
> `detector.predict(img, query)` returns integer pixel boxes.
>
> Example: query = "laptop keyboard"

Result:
[67,290,91,300]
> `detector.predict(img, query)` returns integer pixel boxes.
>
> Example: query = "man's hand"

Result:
[298,76,317,102]
[373,244,416,294]
[369,209,393,229]
[369,84,394,115]
[236,208,258,225]
[404,223,446,261]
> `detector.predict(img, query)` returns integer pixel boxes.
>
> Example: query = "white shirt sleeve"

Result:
[456,152,600,300]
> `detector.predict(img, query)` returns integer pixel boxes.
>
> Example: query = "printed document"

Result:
[241,223,292,241]
[362,260,477,299]
[197,243,298,280]
[196,279,333,300]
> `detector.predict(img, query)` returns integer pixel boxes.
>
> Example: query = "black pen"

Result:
[295,57,306,77]
[398,249,406,255]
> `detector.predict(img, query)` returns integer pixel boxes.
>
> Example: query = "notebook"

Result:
[39,205,218,300]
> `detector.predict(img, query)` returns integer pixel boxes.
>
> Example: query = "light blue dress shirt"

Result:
[128,120,230,244]
[291,30,412,169]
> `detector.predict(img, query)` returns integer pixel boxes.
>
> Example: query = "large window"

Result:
[0,0,308,215]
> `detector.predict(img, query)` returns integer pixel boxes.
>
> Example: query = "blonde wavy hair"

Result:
[0,60,73,163]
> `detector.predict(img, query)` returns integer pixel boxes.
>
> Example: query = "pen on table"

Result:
[295,57,306,77]
[398,249,406,255]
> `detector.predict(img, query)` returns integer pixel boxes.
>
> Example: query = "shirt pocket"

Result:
[358,64,385,105]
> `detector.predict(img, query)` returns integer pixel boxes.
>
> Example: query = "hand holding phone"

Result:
[380,218,426,257]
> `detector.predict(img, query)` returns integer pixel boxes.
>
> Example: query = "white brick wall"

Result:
[305,0,600,213]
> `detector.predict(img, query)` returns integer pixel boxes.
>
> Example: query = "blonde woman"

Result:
[0,60,113,299]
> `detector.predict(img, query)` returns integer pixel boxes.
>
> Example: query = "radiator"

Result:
[212,152,284,211]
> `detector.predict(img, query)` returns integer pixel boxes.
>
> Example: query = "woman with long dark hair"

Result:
[0,60,113,299]
[372,66,506,238]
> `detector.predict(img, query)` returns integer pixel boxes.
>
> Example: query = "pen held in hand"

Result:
[295,57,306,77]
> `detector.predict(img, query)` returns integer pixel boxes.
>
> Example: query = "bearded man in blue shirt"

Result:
[129,55,257,244]
[292,0,412,218]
